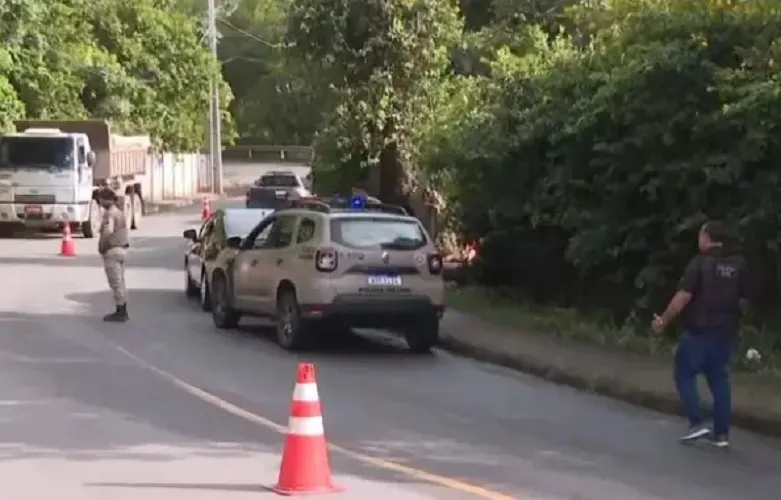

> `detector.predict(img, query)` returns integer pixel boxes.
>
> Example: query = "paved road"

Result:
[2,201,781,499]
[222,161,310,192]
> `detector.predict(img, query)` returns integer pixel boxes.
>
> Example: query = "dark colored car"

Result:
[183,208,274,310]
[245,186,295,210]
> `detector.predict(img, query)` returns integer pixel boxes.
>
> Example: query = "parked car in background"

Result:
[183,208,274,311]
[253,170,311,199]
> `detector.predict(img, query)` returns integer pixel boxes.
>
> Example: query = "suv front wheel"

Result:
[276,289,311,351]
[404,314,440,353]
[210,272,241,329]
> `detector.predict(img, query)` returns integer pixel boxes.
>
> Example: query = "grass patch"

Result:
[446,285,781,376]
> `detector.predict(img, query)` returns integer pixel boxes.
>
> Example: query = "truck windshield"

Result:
[0,137,74,169]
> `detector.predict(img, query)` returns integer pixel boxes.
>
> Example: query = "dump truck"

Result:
[0,120,149,238]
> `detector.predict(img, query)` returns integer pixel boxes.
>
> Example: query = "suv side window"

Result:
[265,214,297,249]
[295,217,316,244]
[253,220,276,248]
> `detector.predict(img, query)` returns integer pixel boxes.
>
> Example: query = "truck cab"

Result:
[0,128,96,235]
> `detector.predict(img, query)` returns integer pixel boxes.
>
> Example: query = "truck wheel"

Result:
[130,193,142,230]
[81,199,100,239]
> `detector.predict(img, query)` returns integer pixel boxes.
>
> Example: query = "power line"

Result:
[216,17,285,49]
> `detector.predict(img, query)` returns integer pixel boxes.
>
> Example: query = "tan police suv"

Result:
[207,195,445,352]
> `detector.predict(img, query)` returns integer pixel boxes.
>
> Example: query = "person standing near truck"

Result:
[97,188,129,322]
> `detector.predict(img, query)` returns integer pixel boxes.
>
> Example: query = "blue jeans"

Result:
[673,331,736,436]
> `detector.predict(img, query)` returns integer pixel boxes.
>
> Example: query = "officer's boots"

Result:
[103,303,129,322]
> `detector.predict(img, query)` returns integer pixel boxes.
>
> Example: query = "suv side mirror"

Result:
[226,236,242,249]
[86,151,96,167]
[183,229,197,241]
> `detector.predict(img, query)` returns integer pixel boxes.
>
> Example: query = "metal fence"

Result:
[222,145,313,164]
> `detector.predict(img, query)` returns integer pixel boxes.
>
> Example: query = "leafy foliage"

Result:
[433,0,781,322]
[215,0,781,330]
[0,0,232,150]
[285,0,462,200]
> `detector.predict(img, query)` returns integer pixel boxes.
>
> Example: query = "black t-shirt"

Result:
[678,247,748,335]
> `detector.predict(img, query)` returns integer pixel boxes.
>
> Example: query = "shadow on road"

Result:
[65,288,428,360]
[84,482,273,493]
[0,236,184,271]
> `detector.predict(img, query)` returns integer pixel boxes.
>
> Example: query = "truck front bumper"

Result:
[0,203,88,228]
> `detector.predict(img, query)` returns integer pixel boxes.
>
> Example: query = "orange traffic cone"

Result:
[59,220,76,257]
[272,363,341,496]
[200,197,212,221]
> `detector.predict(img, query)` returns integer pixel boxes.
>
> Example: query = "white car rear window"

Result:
[330,217,427,250]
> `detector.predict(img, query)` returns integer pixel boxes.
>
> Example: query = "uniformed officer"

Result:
[97,188,129,322]
[652,220,748,448]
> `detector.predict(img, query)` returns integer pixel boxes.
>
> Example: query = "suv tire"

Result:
[404,314,440,353]
[211,272,241,329]
[185,264,198,298]
[276,289,310,351]
[199,270,212,312]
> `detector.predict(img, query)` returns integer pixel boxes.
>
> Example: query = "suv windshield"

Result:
[0,137,74,169]
[330,217,427,250]
[257,174,299,188]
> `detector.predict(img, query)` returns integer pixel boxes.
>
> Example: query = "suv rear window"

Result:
[330,217,427,250]
[247,188,291,209]
[257,175,299,188]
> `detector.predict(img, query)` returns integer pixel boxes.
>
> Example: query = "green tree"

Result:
[0,0,232,151]
[286,0,462,200]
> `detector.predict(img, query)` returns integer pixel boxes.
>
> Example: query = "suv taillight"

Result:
[315,247,338,272]
[427,253,443,275]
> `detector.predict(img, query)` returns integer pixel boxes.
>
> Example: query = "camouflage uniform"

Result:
[99,202,129,321]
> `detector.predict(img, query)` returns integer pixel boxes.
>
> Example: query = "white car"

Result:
[253,171,311,199]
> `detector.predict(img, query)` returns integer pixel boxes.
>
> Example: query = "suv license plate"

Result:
[368,275,402,286]
[24,205,43,214]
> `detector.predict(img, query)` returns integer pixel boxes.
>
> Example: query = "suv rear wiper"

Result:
[380,238,423,250]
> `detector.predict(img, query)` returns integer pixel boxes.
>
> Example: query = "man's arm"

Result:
[659,257,698,326]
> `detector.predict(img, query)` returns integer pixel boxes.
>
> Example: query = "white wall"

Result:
[145,153,212,202]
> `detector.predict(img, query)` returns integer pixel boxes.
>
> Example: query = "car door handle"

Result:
[276,258,283,266]
[251,259,258,266]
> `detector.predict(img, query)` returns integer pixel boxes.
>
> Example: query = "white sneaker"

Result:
[679,425,711,442]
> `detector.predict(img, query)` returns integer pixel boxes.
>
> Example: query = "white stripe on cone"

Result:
[292,382,319,402]
[288,416,324,436]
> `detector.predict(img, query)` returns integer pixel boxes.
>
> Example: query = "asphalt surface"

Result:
[2,197,781,499]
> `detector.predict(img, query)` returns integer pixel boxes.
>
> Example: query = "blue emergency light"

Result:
[349,194,367,210]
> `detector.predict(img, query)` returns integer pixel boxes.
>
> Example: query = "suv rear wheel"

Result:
[210,272,241,329]
[404,314,440,353]
[276,289,311,350]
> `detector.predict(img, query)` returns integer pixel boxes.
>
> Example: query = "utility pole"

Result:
[207,0,223,194]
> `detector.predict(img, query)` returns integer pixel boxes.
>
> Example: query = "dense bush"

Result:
[423,0,781,323]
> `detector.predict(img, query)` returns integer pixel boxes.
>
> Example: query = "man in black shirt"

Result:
[652,220,748,448]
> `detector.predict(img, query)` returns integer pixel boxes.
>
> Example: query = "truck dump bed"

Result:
[13,120,150,180]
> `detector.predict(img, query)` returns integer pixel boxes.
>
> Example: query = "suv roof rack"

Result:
[289,196,408,215]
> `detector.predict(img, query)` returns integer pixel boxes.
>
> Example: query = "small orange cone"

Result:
[272,363,342,496]
[59,220,76,257]
[200,197,212,221]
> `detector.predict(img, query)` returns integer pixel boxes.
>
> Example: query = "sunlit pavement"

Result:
[1,199,781,499]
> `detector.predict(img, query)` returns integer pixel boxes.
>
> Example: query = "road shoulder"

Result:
[440,307,781,437]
